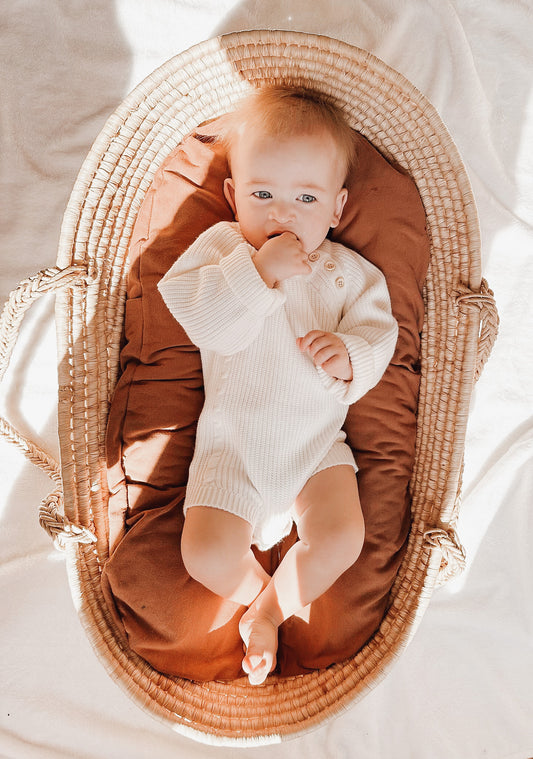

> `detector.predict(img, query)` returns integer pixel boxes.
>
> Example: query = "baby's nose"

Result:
[269,201,294,223]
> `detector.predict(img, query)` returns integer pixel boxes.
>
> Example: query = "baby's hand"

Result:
[297,331,353,381]
[253,233,311,288]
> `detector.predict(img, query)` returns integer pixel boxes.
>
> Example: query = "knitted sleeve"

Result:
[158,222,285,355]
[317,252,398,405]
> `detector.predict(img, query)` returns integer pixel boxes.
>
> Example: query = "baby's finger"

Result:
[306,335,335,359]
[310,345,338,367]
[321,355,353,381]
[294,254,311,273]
[298,330,328,352]
[291,247,312,270]
[279,231,300,242]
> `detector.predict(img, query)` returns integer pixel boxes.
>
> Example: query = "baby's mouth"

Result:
[267,230,297,240]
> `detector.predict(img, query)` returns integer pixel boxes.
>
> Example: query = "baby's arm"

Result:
[305,253,398,404]
[158,223,285,354]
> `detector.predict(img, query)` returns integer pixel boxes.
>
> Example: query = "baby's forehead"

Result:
[230,128,345,186]
[234,121,337,148]
[234,126,340,160]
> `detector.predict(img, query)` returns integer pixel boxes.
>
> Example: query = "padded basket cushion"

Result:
[101,116,430,680]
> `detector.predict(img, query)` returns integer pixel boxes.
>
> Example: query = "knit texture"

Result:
[159,222,398,549]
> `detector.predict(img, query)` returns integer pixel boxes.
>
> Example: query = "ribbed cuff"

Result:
[219,242,286,316]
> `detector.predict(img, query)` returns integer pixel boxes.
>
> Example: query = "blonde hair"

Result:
[222,85,357,183]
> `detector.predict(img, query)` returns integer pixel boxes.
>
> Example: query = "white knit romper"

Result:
[159,222,398,550]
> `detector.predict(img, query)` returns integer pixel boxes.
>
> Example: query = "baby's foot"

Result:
[239,608,278,686]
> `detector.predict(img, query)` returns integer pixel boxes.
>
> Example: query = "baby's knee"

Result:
[323,515,365,574]
[180,507,253,590]
[181,518,221,588]
[343,514,365,565]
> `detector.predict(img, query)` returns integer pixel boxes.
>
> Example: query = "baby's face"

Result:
[224,130,348,255]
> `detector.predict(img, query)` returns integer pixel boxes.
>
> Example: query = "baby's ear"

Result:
[330,187,348,229]
[223,177,237,217]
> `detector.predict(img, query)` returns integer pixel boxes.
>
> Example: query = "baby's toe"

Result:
[243,653,273,686]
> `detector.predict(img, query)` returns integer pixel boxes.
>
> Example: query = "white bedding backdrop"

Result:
[1,1,532,757]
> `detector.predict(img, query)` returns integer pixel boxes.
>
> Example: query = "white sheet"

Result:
[1,1,532,757]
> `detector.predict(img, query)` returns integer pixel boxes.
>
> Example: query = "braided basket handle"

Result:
[0,266,96,548]
[424,527,466,586]
[426,279,499,585]
[456,278,499,382]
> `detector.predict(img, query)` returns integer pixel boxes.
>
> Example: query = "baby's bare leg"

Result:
[181,506,270,607]
[239,465,364,684]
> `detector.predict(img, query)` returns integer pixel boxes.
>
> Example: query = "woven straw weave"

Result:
[0,31,498,745]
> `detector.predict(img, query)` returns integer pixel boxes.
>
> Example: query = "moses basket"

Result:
[0,30,498,745]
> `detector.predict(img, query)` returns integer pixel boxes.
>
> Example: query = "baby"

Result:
[158,85,398,685]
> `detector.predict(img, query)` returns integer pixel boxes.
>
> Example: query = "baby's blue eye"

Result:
[299,194,316,203]
[253,191,272,199]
